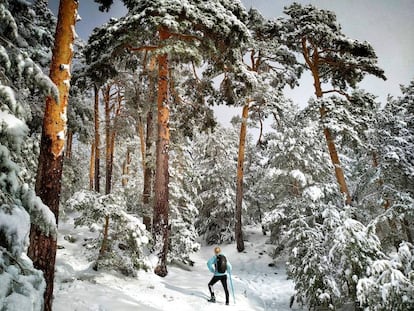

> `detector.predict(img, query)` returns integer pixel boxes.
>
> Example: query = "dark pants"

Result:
[208,275,229,303]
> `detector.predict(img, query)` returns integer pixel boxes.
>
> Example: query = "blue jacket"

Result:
[207,253,232,276]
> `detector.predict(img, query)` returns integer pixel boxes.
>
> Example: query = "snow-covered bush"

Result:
[193,126,239,244]
[67,190,151,276]
[0,1,57,309]
[169,140,200,264]
[288,206,384,310]
[357,242,414,311]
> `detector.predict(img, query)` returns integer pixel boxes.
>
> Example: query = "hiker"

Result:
[207,246,232,305]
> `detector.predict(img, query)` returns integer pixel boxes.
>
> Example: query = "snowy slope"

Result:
[53,217,302,311]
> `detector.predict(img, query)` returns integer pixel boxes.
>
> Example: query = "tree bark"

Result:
[143,86,156,230]
[320,106,351,204]
[28,1,78,310]
[90,141,95,190]
[104,84,112,195]
[153,27,171,277]
[66,129,73,159]
[121,148,131,187]
[235,104,249,252]
[94,84,101,193]
[137,116,146,173]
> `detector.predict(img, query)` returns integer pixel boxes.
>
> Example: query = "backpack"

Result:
[216,254,227,273]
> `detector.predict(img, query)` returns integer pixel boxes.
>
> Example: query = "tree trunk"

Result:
[142,56,157,230]
[235,104,249,252]
[104,84,112,195]
[99,215,110,257]
[143,94,156,230]
[302,37,351,205]
[99,84,115,260]
[66,129,73,159]
[90,141,95,190]
[319,107,351,204]
[153,27,171,277]
[94,84,101,193]
[121,148,131,187]
[137,116,146,173]
[28,1,78,310]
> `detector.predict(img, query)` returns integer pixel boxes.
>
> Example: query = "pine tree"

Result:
[86,0,251,276]
[232,8,302,252]
[0,1,57,309]
[357,241,414,311]
[67,190,151,276]
[28,1,78,309]
[375,80,414,245]
[194,126,239,244]
[279,3,386,205]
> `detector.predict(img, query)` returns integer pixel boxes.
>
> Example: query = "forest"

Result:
[0,0,413,310]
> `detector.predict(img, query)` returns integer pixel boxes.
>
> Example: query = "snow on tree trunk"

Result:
[153,27,171,277]
[235,104,249,252]
[28,1,78,310]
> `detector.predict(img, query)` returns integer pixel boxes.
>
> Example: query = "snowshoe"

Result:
[207,297,216,303]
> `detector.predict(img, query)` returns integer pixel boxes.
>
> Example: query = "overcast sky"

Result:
[48,0,413,113]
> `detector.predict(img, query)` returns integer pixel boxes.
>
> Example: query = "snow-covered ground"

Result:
[53,217,302,311]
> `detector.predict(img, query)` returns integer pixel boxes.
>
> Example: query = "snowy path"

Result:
[53,220,301,311]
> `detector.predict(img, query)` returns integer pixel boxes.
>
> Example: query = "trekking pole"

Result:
[229,271,236,304]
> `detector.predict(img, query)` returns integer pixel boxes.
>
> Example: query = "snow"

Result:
[0,206,30,256]
[302,186,324,202]
[289,170,306,187]
[63,79,71,88]
[57,130,65,140]
[53,218,302,311]
[0,110,28,139]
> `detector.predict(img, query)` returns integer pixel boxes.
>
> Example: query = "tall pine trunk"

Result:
[302,37,351,205]
[94,84,101,193]
[235,104,249,252]
[66,130,73,159]
[143,109,154,230]
[104,84,112,195]
[28,1,78,310]
[90,141,95,190]
[137,116,146,173]
[122,148,131,187]
[143,67,157,230]
[153,27,171,277]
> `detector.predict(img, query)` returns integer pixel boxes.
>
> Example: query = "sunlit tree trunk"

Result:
[302,37,351,205]
[235,104,249,252]
[28,1,78,310]
[153,27,171,277]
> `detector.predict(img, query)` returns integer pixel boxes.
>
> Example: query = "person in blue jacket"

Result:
[206,246,232,305]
